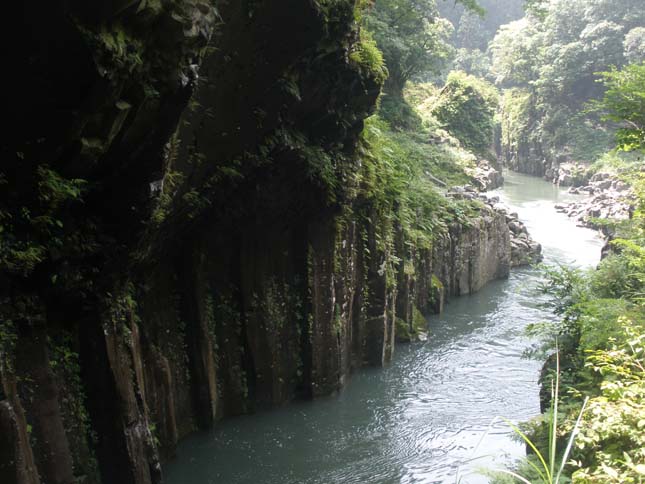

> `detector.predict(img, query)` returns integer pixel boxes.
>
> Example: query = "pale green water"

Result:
[164,171,602,484]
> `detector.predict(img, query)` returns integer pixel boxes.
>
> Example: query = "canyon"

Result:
[0,3,545,484]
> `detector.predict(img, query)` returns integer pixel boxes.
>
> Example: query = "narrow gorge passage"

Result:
[164,171,603,484]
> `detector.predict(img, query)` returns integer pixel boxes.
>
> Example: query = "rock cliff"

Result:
[1,2,534,484]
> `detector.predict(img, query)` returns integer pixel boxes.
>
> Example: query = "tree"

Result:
[490,18,542,87]
[438,0,524,51]
[365,0,455,95]
[596,63,645,152]
[492,0,645,164]
[433,70,499,157]
[452,47,491,79]
[624,27,645,63]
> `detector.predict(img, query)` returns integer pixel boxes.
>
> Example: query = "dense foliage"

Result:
[362,0,486,128]
[358,96,482,252]
[437,0,524,78]
[353,0,495,283]
[364,0,454,95]
[432,70,498,157]
[490,0,645,165]
[594,63,645,153]
[523,212,645,482]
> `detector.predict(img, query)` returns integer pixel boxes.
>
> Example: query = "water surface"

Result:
[165,171,602,484]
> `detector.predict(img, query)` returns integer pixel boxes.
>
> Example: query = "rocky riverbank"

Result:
[470,161,505,191]
[555,171,633,233]
[447,186,543,268]
[548,161,587,187]
[394,184,542,344]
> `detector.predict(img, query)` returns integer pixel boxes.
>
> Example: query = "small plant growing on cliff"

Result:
[349,29,388,84]
[0,319,17,372]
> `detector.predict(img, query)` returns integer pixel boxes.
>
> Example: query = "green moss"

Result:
[148,422,160,448]
[249,278,303,334]
[403,259,415,276]
[334,303,343,334]
[431,274,443,290]
[395,308,427,342]
[396,316,411,342]
[429,275,444,311]
[210,290,246,400]
[412,306,427,335]
[349,29,388,84]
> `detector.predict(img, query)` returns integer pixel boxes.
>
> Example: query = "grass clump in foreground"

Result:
[487,350,589,484]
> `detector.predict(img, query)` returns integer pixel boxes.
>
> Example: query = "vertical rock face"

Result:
[504,152,549,177]
[498,92,549,178]
[433,211,511,297]
[1,2,520,483]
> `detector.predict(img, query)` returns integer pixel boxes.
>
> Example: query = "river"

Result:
[164,171,603,484]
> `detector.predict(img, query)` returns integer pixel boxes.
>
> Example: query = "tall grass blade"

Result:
[554,396,589,483]
[455,417,500,483]
[500,417,550,483]
[491,468,534,484]
[550,348,560,482]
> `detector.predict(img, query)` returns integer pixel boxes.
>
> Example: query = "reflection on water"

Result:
[164,171,603,484]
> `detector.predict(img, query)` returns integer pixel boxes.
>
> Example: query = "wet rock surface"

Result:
[556,172,634,232]
[470,161,505,191]
[551,162,588,187]
[506,214,544,267]
[447,186,543,269]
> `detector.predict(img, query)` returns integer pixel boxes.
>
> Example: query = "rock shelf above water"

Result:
[447,185,543,268]
[556,172,634,232]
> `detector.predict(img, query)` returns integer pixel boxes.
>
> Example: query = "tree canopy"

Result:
[490,0,645,162]
[596,63,645,152]
[433,70,499,157]
[364,0,454,94]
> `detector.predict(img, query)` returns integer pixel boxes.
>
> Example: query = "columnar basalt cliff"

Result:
[2,2,533,484]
